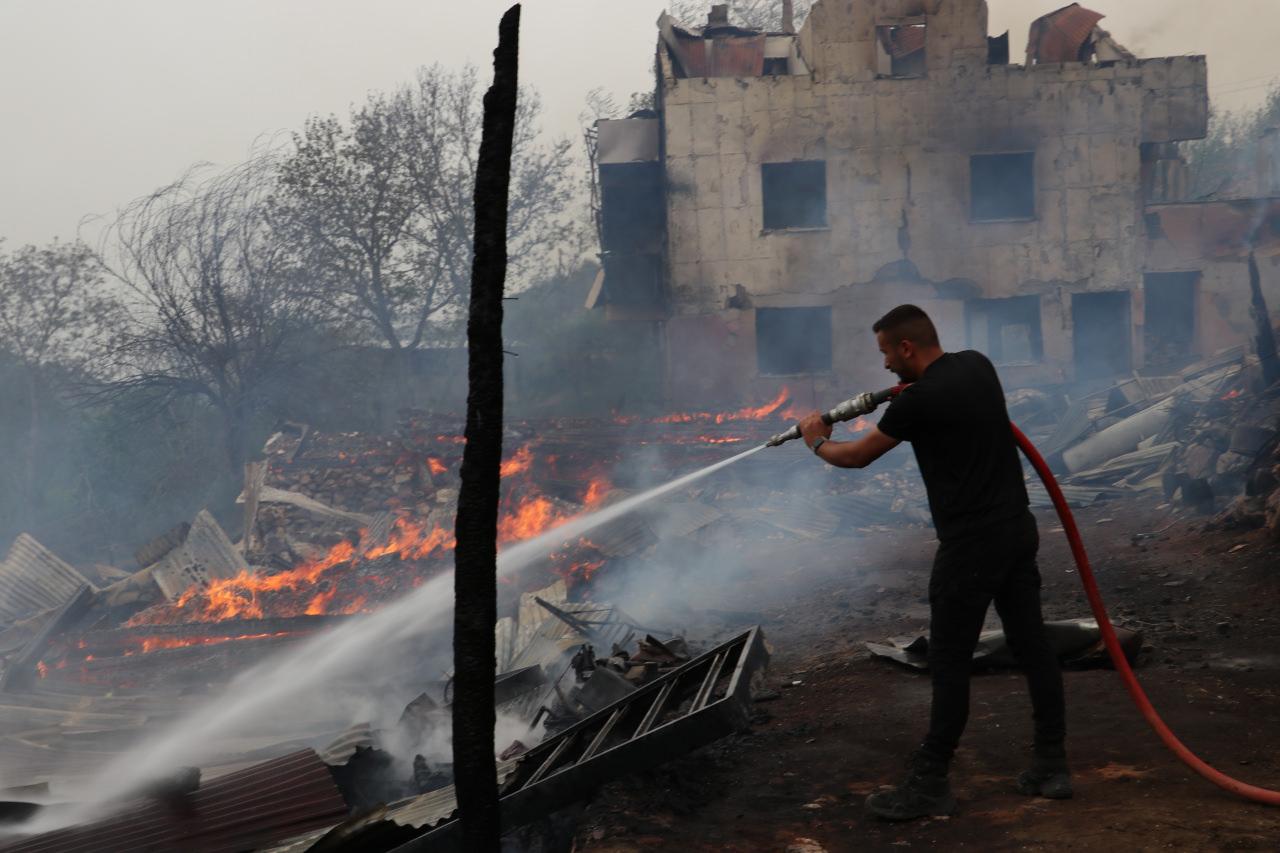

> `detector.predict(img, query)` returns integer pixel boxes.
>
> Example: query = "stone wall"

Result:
[658,0,1208,402]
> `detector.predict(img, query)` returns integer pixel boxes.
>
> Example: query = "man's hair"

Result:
[872,304,940,347]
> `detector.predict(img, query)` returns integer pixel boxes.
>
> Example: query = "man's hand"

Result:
[799,410,832,448]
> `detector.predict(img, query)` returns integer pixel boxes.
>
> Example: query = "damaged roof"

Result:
[1026,3,1105,64]
[1,749,348,853]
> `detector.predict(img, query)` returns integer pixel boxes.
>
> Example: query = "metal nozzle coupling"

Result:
[764,385,903,447]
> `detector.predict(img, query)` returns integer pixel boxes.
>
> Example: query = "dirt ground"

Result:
[572,494,1280,852]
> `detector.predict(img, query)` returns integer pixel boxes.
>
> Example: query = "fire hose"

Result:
[767,386,1280,806]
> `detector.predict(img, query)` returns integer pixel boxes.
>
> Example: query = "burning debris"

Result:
[0,383,917,850]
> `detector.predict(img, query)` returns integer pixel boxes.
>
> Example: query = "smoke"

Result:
[12,444,765,836]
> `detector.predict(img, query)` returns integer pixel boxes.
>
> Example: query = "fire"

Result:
[138,632,297,653]
[426,457,447,476]
[128,516,454,625]
[615,388,794,426]
[699,435,746,444]
[35,661,48,679]
[1221,389,1241,400]
[498,496,571,543]
[583,476,611,507]
[500,444,534,477]
[650,387,791,425]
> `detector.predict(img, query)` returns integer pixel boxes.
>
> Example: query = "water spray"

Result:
[764,384,905,447]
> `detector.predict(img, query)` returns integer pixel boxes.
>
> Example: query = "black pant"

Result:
[920,511,1066,766]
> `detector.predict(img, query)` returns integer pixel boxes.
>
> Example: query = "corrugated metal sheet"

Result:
[150,509,248,600]
[1027,3,1104,64]
[317,722,376,766]
[0,535,96,626]
[0,748,349,853]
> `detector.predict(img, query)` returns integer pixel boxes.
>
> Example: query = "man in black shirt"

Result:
[799,304,1068,820]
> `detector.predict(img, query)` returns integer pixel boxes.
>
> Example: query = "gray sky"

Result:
[2,0,1277,247]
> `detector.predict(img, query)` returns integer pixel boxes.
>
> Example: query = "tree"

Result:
[273,65,575,355]
[1184,84,1280,199]
[95,153,326,472]
[668,0,812,30]
[0,239,119,524]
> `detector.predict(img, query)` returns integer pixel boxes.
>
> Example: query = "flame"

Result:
[138,632,297,653]
[616,388,792,426]
[699,435,746,444]
[1221,389,1242,400]
[583,476,611,507]
[426,457,448,476]
[500,444,534,478]
[35,661,48,678]
[436,434,466,444]
[128,517,454,625]
[498,496,571,543]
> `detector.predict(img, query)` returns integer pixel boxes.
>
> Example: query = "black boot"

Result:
[1016,755,1072,799]
[864,752,957,821]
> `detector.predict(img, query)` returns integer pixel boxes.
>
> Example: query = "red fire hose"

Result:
[1012,422,1280,805]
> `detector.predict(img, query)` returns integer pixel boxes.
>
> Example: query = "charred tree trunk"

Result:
[452,6,519,851]
[1247,251,1280,387]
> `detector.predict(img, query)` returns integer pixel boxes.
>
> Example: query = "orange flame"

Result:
[583,476,611,507]
[426,457,447,476]
[36,661,48,678]
[500,444,534,477]
[498,496,571,543]
[616,388,793,426]
[138,632,297,653]
[128,517,455,625]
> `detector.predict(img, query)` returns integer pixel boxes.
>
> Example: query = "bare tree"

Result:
[95,153,324,472]
[0,239,120,521]
[668,0,811,30]
[273,66,575,355]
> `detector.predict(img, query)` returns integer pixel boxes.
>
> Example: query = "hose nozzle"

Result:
[764,385,904,447]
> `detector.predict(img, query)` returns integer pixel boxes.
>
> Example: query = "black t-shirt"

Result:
[876,350,1028,541]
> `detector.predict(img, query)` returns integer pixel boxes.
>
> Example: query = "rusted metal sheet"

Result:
[0,748,349,853]
[659,16,764,78]
[0,535,96,626]
[880,24,925,59]
[1147,198,1280,261]
[708,35,765,77]
[1026,3,1104,64]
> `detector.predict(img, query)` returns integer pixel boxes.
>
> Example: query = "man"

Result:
[799,304,1068,821]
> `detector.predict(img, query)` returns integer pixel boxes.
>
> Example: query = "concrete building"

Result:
[593,0,1280,410]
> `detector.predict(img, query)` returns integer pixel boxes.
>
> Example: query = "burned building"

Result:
[594,0,1280,408]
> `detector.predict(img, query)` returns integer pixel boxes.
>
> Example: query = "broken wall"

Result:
[658,0,1208,402]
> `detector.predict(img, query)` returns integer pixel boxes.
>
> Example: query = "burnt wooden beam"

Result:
[452,6,520,852]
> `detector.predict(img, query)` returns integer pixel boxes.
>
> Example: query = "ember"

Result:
[615,387,792,426]
[138,632,299,653]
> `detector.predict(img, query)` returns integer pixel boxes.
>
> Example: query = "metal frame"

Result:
[389,626,769,852]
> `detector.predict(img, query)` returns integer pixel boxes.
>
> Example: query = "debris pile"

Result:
[1031,345,1280,520]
